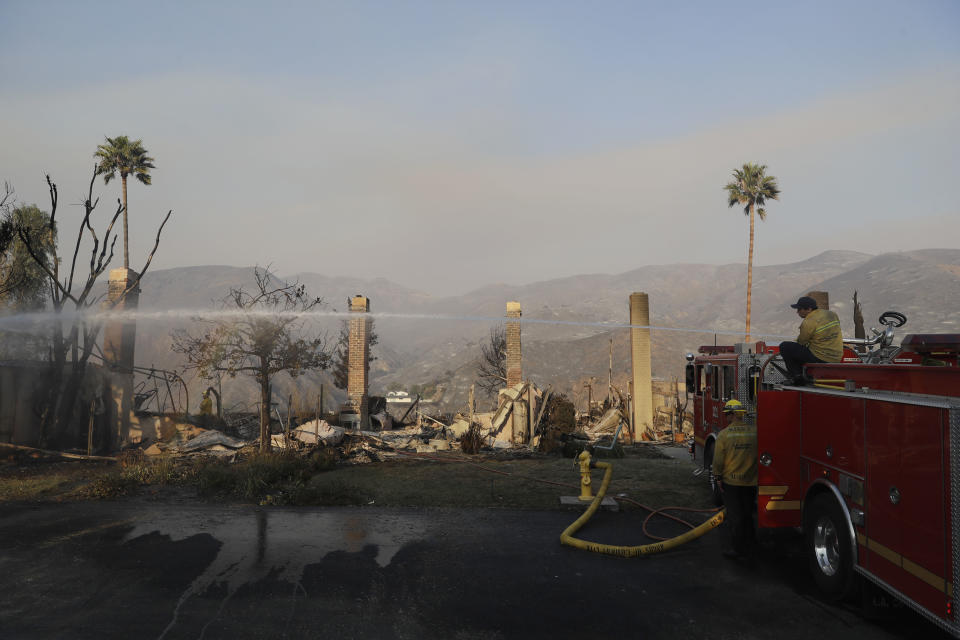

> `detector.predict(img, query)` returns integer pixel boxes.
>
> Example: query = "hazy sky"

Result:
[1,1,958,295]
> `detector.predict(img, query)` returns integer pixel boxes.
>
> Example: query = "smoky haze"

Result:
[1,4,958,295]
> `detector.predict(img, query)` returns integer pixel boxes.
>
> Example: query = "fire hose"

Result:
[395,448,724,553]
[560,458,725,557]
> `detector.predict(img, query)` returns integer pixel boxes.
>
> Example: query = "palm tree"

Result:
[94,136,155,269]
[724,163,780,342]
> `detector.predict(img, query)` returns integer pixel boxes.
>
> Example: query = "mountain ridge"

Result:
[127,249,960,413]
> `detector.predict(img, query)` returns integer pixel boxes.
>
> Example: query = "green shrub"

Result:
[195,451,314,502]
[307,447,339,471]
[195,458,236,495]
[119,453,178,485]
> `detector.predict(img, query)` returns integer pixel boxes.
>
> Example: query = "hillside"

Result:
[128,249,960,414]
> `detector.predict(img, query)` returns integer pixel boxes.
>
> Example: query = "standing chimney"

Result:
[806,290,829,310]
[505,301,522,388]
[347,295,371,429]
[629,292,653,441]
[103,267,139,446]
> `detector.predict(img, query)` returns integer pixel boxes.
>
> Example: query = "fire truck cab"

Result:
[685,313,960,637]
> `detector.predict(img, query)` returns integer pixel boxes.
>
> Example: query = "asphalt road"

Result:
[0,500,945,640]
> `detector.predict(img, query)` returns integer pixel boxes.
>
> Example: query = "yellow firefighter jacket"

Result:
[199,395,213,416]
[712,418,757,487]
[797,308,843,362]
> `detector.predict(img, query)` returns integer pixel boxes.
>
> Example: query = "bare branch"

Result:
[93,201,122,274]
[477,324,507,395]
[17,226,75,304]
[45,175,60,295]
[46,175,58,228]
[0,182,14,211]
[67,166,101,295]
[117,209,171,301]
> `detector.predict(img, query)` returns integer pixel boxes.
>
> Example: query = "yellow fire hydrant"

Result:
[578,450,593,501]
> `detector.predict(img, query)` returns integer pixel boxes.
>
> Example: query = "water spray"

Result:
[0,307,796,340]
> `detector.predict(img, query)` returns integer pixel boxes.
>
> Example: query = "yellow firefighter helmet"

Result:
[723,399,746,414]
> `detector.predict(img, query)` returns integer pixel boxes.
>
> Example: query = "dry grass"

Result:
[296,447,707,510]
[0,444,710,512]
[0,459,117,502]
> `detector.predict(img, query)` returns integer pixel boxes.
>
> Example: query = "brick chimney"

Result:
[347,295,371,429]
[103,268,139,371]
[806,290,829,310]
[505,301,522,388]
[102,268,140,446]
[629,292,653,441]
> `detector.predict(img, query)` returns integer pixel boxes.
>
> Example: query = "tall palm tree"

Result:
[94,136,155,269]
[724,163,780,342]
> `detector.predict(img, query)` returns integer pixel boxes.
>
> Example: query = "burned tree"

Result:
[171,268,333,452]
[476,324,506,396]
[17,169,170,448]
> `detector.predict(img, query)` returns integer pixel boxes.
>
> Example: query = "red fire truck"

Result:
[685,311,959,637]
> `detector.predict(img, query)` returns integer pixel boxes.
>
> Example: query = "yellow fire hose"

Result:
[560,460,726,557]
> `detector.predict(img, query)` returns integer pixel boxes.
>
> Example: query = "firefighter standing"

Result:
[779,296,843,385]
[199,390,213,417]
[713,399,757,561]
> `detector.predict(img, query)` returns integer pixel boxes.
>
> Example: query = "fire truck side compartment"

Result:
[863,401,948,617]
[756,389,803,529]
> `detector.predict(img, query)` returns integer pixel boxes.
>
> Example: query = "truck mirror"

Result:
[685,364,696,394]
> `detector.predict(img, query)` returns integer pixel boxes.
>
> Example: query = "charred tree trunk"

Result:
[258,370,271,453]
[44,342,99,449]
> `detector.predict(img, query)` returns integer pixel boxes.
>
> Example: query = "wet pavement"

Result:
[0,501,944,639]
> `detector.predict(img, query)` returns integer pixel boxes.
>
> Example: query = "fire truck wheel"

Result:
[805,493,856,601]
[704,441,723,506]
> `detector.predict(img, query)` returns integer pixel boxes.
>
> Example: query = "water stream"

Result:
[0,307,793,339]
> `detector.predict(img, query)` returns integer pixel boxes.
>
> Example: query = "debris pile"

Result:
[130,379,660,464]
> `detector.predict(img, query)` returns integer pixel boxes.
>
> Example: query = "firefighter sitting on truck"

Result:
[778,296,842,385]
[713,399,757,562]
